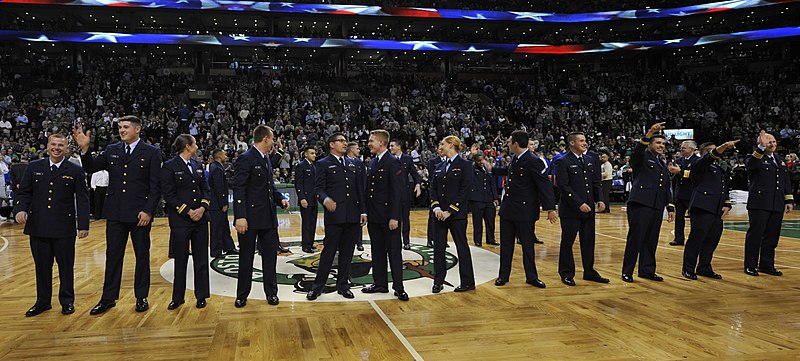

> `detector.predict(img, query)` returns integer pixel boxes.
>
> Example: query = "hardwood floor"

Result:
[1,206,799,360]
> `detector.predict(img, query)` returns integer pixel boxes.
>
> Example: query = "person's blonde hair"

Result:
[443,135,465,152]
[370,129,390,145]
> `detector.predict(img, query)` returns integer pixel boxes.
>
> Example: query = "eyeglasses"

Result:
[333,139,347,143]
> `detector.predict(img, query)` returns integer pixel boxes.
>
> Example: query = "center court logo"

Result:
[159,236,499,302]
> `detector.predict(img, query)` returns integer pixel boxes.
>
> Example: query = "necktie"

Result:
[578,156,585,167]
[51,164,57,172]
[770,156,778,167]
[340,157,346,167]
[446,159,452,172]
[126,145,131,155]
[187,161,193,174]
[510,155,517,168]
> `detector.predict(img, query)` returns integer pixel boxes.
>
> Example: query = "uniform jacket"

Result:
[492,150,556,222]
[294,159,317,204]
[315,154,367,224]
[745,146,793,212]
[13,158,90,238]
[161,155,211,227]
[688,150,731,216]
[81,140,162,222]
[232,147,286,230]
[208,161,229,211]
[555,151,603,218]
[626,138,674,211]
[430,155,474,220]
[365,153,404,223]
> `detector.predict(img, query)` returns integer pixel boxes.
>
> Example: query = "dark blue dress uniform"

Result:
[622,137,675,278]
[469,163,497,246]
[365,152,406,292]
[310,154,367,294]
[208,160,236,257]
[161,156,212,304]
[554,152,604,280]
[349,156,367,248]
[682,149,731,276]
[81,140,161,302]
[295,159,318,250]
[430,155,475,288]
[744,147,793,271]
[397,153,421,247]
[492,150,556,283]
[232,147,287,300]
[671,154,699,244]
[426,156,445,246]
[13,159,90,309]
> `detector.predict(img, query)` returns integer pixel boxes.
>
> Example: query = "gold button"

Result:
[122,189,126,193]
[193,199,197,202]
[47,205,51,209]
[347,193,350,196]
[123,173,127,176]
[124,165,128,168]
[192,180,196,183]
[192,190,196,193]
[123,181,127,185]
[49,190,53,193]
[49,182,53,185]
[48,198,51,201]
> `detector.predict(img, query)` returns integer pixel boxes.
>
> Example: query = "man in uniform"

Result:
[307,133,367,300]
[426,151,445,248]
[362,130,408,301]
[554,132,609,286]
[485,131,557,288]
[347,142,367,252]
[389,140,421,250]
[621,123,676,283]
[469,152,497,247]
[15,134,90,316]
[667,140,699,246]
[682,141,737,280]
[295,146,318,253]
[74,116,161,315]
[208,149,238,258]
[744,130,793,276]
[232,125,290,308]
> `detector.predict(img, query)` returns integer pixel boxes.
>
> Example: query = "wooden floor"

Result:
[2,206,800,360]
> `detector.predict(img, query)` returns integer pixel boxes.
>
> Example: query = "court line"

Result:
[368,300,424,361]
[596,232,800,270]
[0,236,7,253]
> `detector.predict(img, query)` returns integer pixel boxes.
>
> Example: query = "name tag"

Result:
[328,165,337,169]
[110,154,120,159]
[683,170,690,178]
[33,172,44,176]
[254,166,263,169]
[62,175,74,180]
[176,171,185,175]
[569,165,578,168]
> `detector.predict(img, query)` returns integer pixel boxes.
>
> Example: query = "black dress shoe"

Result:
[337,289,355,299]
[362,285,390,294]
[196,299,207,308]
[454,285,475,292]
[267,295,280,305]
[61,304,75,315]
[533,239,544,244]
[357,244,365,251]
[306,290,319,300]
[234,299,247,308]
[583,275,610,283]
[25,304,52,317]
[621,274,634,283]
[168,300,185,310]
[403,244,411,250]
[426,242,433,248]
[697,272,723,279]
[168,253,175,259]
[302,247,314,253]
[758,267,783,276]
[475,243,482,247]
[394,291,409,301]
[744,268,759,276]
[486,241,499,246]
[526,279,546,288]
[431,284,443,293]
[561,277,576,286]
[135,298,149,312]
[494,278,507,286]
[90,300,116,315]
[638,273,664,282]
[682,271,698,280]
[669,240,684,246]
[226,248,239,255]
[278,244,290,253]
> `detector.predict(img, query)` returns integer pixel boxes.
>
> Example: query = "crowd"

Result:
[1,53,799,212]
